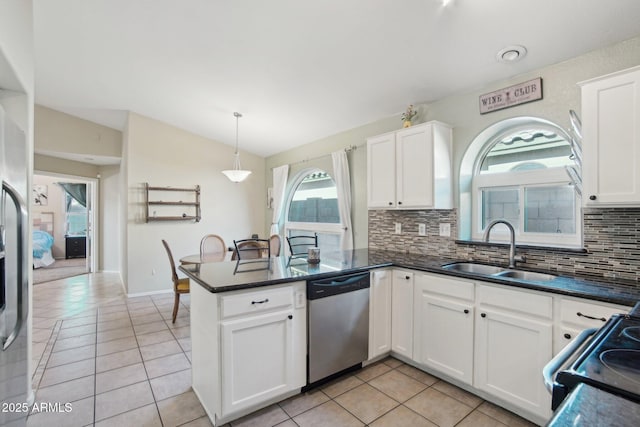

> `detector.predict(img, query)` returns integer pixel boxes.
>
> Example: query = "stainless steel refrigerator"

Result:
[0,105,30,426]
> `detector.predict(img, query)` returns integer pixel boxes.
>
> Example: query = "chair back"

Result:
[200,234,226,260]
[269,234,281,257]
[232,239,270,260]
[161,239,179,289]
[286,233,318,257]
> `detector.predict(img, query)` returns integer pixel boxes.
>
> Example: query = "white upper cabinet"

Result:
[580,65,640,206]
[367,121,452,209]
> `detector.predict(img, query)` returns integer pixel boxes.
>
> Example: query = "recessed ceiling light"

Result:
[496,45,527,63]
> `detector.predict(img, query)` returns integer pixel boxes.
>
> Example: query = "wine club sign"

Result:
[479,77,543,114]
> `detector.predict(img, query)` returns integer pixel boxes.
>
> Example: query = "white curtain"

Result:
[332,150,354,250]
[270,164,289,235]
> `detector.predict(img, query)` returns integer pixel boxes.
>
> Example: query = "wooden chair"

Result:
[269,234,281,257]
[161,239,190,323]
[286,233,318,257]
[200,234,226,261]
[232,239,270,260]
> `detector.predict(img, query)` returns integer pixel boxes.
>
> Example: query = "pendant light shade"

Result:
[222,112,252,183]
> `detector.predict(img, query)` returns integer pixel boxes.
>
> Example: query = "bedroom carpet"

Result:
[33,258,88,284]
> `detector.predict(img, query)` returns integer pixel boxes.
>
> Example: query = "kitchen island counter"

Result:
[179,248,640,306]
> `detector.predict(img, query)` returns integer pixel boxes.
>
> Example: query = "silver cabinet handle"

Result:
[2,181,28,350]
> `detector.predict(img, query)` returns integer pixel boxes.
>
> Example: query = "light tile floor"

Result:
[29,272,537,427]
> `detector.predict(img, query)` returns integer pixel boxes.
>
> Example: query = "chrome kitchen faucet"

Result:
[483,219,525,269]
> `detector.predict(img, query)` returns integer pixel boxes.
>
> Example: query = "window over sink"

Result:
[461,117,582,247]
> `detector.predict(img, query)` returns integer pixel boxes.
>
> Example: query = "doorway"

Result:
[32,172,98,284]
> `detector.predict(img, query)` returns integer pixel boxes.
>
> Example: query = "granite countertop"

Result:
[547,383,640,426]
[179,248,640,306]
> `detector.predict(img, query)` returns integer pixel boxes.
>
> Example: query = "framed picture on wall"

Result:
[33,184,48,206]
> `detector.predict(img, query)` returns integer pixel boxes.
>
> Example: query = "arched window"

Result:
[284,169,342,254]
[464,118,581,247]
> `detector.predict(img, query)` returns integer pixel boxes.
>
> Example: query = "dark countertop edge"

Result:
[183,263,394,294]
[393,262,637,307]
[180,256,638,308]
[455,240,588,254]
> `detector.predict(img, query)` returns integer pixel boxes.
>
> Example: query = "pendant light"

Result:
[222,112,252,183]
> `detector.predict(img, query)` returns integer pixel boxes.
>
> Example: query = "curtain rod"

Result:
[271,143,364,170]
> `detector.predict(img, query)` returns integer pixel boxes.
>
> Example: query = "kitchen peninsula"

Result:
[180,249,639,426]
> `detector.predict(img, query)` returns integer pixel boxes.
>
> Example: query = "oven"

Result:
[543,304,640,412]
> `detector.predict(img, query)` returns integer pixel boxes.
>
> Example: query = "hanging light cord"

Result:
[234,112,242,155]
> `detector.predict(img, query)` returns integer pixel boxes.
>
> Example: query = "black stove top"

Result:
[556,313,640,406]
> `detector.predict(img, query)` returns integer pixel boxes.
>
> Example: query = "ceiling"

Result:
[33,0,640,158]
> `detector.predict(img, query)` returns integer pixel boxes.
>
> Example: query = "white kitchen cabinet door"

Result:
[367,133,396,208]
[474,307,552,420]
[391,270,414,358]
[580,65,640,206]
[369,269,392,359]
[221,310,294,415]
[396,125,434,208]
[367,121,452,209]
[413,275,474,384]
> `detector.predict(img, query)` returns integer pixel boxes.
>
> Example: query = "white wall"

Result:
[35,105,122,159]
[265,35,640,246]
[124,112,266,295]
[99,164,120,271]
[33,105,123,272]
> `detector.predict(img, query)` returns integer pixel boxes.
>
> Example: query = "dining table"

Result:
[179,252,230,265]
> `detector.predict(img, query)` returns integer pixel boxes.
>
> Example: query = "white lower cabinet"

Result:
[221,310,294,415]
[369,269,392,359]
[391,270,414,358]
[474,284,553,423]
[554,297,628,355]
[413,273,474,385]
[191,282,306,425]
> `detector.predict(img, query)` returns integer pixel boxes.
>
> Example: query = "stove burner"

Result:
[623,326,640,343]
[600,349,640,384]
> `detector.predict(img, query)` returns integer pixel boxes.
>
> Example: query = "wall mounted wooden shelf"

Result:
[144,183,201,222]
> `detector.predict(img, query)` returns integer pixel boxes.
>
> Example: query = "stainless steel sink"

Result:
[441,262,506,275]
[494,270,557,282]
[441,262,557,282]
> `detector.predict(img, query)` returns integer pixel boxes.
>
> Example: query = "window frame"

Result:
[283,168,343,254]
[471,146,582,247]
[471,168,582,247]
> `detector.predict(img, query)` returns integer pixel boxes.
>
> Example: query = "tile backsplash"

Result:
[368,208,640,288]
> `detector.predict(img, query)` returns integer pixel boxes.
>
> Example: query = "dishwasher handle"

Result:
[315,274,367,287]
[307,272,370,299]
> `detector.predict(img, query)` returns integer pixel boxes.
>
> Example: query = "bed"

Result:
[33,211,55,268]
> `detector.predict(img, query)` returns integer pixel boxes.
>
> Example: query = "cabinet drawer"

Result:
[477,284,552,319]
[560,298,627,327]
[419,274,474,301]
[221,287,293,319]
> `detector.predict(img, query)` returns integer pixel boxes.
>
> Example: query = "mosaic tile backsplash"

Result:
[368,208,640,289]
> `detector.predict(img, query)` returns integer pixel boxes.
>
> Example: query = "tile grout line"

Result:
[125,296,165,427]
[92,309,98,427]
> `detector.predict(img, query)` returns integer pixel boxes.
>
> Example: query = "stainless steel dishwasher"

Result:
[307,271,370,387]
